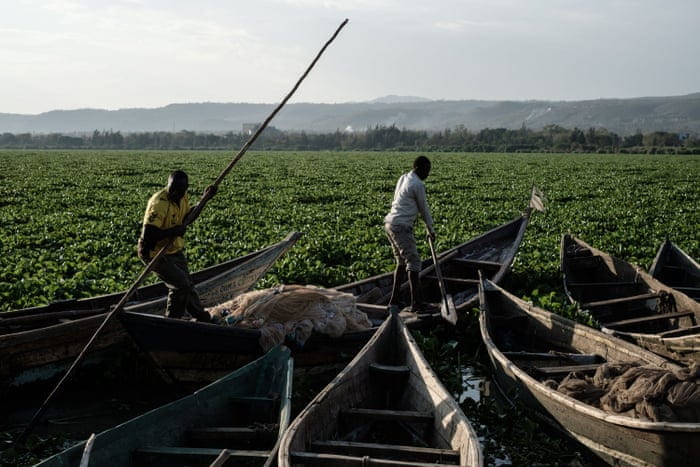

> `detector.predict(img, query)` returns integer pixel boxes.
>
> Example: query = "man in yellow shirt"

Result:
[138,170,216,322]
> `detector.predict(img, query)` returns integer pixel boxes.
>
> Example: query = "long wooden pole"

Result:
[15,18,349,446]
[187,17,349,222]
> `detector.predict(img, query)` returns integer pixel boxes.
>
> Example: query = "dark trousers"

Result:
[151,252,210,322]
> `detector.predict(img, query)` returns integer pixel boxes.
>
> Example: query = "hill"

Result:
[1,93,699,136]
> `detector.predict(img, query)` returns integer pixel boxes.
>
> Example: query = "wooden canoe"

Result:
[36,345,293,467]
[478,277,700,467]
[649,240,700,302]
[561,234,700,363]
[278,312,483,467]
[0,232,301,388]
[338,206,533,320]
[118,205,532,385]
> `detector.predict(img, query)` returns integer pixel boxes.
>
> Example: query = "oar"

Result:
[426,231,458,325]
[13,18,350,447]
[79,433,96,467]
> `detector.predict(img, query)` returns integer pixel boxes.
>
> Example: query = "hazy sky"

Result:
[2,0,698,114]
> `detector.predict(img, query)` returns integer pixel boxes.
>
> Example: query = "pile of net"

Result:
[207,285,372,350]
[545,361,700,422]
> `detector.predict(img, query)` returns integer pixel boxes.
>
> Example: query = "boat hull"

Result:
[0,232,301,388]
[279,312,482,466]
[561,234,700,363]
[36,345,293,467]
[650,240,700,302]
[479,279,700,466]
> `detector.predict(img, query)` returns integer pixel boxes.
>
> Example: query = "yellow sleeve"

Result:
[143,191,169,228]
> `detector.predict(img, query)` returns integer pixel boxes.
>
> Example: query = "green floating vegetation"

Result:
[1,150,698,312]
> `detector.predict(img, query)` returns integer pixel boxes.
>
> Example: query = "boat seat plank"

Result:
[188,426,277,443]
[370,362,411,376]
[567,281,640,288]
[340,408,433,424]
[209,448,275,467]
[133,446,270,463]
[309,440,460,464]
[503,351,600,364]
[424,275,479,285]
[356,303,390,311]
[534,363,603,376]
[290,451,459,466]
[657,324,700,338]
[581,292,661,309]
[356,303,392,320]
[452,258,502,270]
[604,310,695,328]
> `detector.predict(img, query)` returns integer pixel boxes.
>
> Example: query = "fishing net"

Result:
[207,284,372,350]
[549,361,700,422]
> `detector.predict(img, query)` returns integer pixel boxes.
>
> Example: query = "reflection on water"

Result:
[459,366,514,466]
[459,365,483,403]
[458,361,595,466]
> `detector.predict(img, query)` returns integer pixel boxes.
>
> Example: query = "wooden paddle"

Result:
[79,433,96,467]
[427,231,458,325]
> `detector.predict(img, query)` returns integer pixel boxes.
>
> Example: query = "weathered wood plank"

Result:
[503,351,600,364]
[604,310,694,328]
[290,451,459,466]
[209,448,273,466]
[424,276,479,285]
[581,292,661,309]
[134,446,269,464]
[369,363,410,375]
[567,281,640,288]
[188,426,277,444]
[657,324,700,338]
[534,363,603,376]
[357,306,390,320]
[340,408,433,424]
[452,258,502,270]
[310,440,460,463]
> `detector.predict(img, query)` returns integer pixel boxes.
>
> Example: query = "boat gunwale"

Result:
[0,232,302,338]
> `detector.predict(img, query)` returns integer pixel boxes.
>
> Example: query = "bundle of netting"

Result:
[208,284,372,350]
[548,361,700,422]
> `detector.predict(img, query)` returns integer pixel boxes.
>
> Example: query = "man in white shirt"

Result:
[384,156,436,314]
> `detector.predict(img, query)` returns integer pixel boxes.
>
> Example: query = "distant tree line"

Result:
[1,125,698,154]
